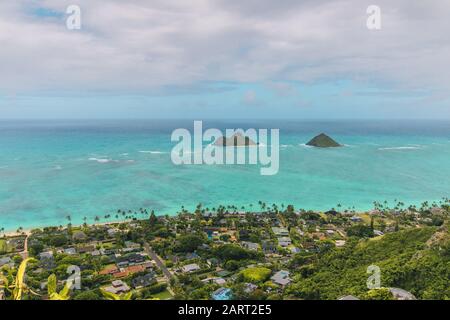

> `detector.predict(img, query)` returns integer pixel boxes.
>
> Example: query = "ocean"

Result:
[0,119,449,231]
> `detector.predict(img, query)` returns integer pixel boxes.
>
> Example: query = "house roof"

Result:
[0,257,12,267]
[338,295,360,300]
[125,265,146,274]
[182,263,200,272]
[99,264,119,275]
[131,273,156,288]
[271,270,291,286]
[103,280,130,294]
[389,287,416,300]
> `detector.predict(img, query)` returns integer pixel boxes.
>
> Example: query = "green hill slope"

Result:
[287,226,450,299]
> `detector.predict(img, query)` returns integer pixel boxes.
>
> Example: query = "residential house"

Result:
[202,277,227,285]
[107,228,119,237]
[389,288,416,300]
[64,248,77,255]
[99,264,119,275]
[277,237,292,247]
[338,295,360,300]
[77,245,95,254]
[262,241,277,253]
[335,240,346,247]
[186,252,200,260]
[272,227,289,237]
[206,258,219,267]
[374,230,384,236]
[271,270,291,287]
[241,241,260,251]
[120,265,146,277]
[39,251,54,260]
[124,241,141,250]
[131,273,157,289]
[290,247,301,254]
[103,280,130,294]
[244,283,258,293]
[181,263,200,273]
[72,231,87,242]
[0,257,13,268]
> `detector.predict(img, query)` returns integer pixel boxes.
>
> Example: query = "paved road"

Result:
[143,242,173,280]
[20,234,30,260]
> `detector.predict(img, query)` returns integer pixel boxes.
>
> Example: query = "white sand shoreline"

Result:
[2,219,133,238]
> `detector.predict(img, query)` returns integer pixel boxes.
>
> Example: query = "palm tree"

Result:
[100,288,132,300]
[0,258,38,300]
[47,274,71,300]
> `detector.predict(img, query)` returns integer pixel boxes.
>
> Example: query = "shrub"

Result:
[240,267,272,283]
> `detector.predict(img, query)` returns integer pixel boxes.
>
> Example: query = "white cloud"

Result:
[0,0,450,95]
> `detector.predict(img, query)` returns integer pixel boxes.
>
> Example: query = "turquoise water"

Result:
[0,120,449,231]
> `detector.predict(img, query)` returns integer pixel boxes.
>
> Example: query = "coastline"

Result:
[2,197,448,236]
[2,219,132,238]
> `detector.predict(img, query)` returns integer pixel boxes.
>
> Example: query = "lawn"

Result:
[151,289,173,300]
[240,267,272,283]
[0,239,7,254]
[100,241,116,249]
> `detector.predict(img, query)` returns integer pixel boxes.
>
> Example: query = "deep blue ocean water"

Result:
[0,119,449,231]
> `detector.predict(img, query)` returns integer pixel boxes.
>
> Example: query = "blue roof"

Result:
[212,287,232,300]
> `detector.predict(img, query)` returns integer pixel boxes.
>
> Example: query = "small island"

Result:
[213,132,257,147]
[306,133,342,148]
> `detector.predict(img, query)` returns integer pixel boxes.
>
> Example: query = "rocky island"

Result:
[306,133,342,148]
[213,132,258,147]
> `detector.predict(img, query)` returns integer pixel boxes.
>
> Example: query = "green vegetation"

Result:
[363,288,395,300]
[287,227,450,299]
[174,234,205,253]
[151,289,173,300]
[0,239,6,254]
[240,267,272,283]
[1,199,448,300]
[306,133,341,148]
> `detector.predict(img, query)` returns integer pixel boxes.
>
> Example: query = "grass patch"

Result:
[240,267,272,283]
[151,289,173,300]
[0,239,7,254]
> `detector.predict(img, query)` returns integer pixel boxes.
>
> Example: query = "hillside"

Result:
[287,226,450,299]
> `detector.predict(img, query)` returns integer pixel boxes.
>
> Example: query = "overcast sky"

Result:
[1,0,450,119]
